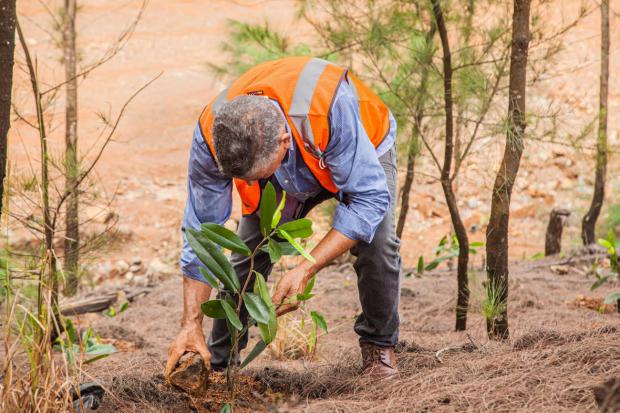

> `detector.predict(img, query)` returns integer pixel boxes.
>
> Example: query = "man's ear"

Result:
[281,133,291,150]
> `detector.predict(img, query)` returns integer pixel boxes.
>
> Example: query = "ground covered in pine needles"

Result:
[85,253,620,412]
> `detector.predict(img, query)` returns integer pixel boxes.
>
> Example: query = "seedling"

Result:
[103,301,129,318]
[54,320,116,366]
[186,182,326,411]
[594,230,620,310]
[416,234,484,275]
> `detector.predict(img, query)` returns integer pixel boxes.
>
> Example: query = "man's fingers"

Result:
[276,302,299,317]
[272,282,290,306]
[194,341,212,370]
[165,346,183,380]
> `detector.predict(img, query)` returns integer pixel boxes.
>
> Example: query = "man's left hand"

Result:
[272,266,312,316]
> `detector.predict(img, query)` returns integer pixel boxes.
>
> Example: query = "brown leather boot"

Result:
[360,343,398,378]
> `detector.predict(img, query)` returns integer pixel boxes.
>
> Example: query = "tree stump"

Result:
[169,352,209,395]
[545,208,570,256]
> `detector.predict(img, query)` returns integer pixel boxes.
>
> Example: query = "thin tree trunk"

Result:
[432,0,470,332]
[63,0,80,296]
[485,0,531,340]
[16,18,61,343]
[581,0,609,245]
[396,128,418,239]
[0,0,16,217]
[545,208,570,256]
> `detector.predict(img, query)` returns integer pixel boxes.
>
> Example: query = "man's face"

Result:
[241,132,291,184]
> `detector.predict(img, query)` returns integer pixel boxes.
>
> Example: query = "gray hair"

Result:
[212,95,284,178]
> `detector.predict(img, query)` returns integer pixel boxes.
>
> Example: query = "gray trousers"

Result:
[208,146,401,369]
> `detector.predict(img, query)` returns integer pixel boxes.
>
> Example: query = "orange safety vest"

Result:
[199,56,390,215]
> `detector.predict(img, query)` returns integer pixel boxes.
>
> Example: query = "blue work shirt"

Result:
[180,78,397,282]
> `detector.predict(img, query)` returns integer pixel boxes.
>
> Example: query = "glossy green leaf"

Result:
[221,299,242,330]
[220,403,232,413]
[311,311,328,333]
[243,292,270,324]
[187,228,240,292]
[417,256,424,274]
[199,267,219,288]
[240,339,268,369]
[277,218,313,238]
[201,299,227,319]
[267,238,282,263]
[258,308,277,344]
[259,181,277,236]
[272,192,286,228]
[201,223,251,256]
[260,241,300,256]
[253,271,272,307]
[470,241,485,248]
[276,229,315,263]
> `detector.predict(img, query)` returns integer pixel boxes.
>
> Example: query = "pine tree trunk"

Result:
[396,129,417,239]
[63,0,80,296]
[486,0,531,340]
[432,0,470,332]
[581,0,609,245]
[0,0,16,217]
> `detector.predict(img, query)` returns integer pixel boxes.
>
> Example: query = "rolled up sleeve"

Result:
[326,82,390,243]
[180,123,232,284]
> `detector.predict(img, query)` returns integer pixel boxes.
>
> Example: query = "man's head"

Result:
[212,95,290,182]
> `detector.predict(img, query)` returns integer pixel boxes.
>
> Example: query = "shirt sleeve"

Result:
[180,123,233,284]
[325,80,390,243]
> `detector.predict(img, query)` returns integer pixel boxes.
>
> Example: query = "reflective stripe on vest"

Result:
[199,56,390,215]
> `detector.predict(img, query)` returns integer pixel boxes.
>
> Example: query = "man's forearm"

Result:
[299,228,357,277]
[181,276,212,327]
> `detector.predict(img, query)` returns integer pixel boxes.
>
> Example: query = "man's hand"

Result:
[272,266,312,316]
[165,276,213,381]
[272,228,358,316]
[165,321,212,380]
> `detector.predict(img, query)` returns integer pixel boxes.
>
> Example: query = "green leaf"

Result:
[276,229,315,263]
[220,403,233,413]
[221,299,242,330]
[296,275,316,301]
[84,353,112,364]
[310,311,328,333]
[201,223,251,256]
[425,260,440,271]
[470,241,485,247]
[65,319,77,344]
[258,308,277,344]
[199,267,220,288]
[604,292,620,304]
[187,228,240,292]
[201,299,228,319]
[267,238,282,263]
[243,292,270,324]
[277,218,313,238]
[260,181,277,236]
[84,343,117,356]
[272,192,286,228]
[417,256,424,274]
[598,239,614,250]
[591,274,611,290]
[240,339,268,369]
[253,271,272,307]
[260,241,300,256]
[119,302,129,313]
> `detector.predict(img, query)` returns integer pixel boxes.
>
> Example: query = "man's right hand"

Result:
[165,321,211,380]
[165,276,213,381]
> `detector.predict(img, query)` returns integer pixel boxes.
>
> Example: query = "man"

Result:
[166,56,401,379]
